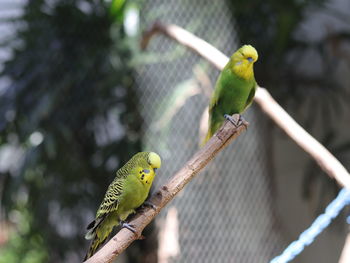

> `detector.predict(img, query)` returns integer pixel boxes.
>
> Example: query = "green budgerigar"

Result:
[84,152,161,260]
[204,45,258,143]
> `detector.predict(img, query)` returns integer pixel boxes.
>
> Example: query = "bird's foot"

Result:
[143,201,157,210]
[120,221,136,233]
[224,114,242,127]
[224,114,249,129]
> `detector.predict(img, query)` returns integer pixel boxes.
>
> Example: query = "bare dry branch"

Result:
[339,231,350,263]
[141,22,350,189]
[84,115,248,263]
[254,89,350,187]
[85,22,350,263]
[140,22,228,69]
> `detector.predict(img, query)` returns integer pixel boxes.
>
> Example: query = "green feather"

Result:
[84,152,161,260]
[204,45,258,143]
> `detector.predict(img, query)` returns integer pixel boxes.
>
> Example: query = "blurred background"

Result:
[0,0,350,262]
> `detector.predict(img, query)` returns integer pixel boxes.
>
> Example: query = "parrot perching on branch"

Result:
[84,152,161,260]
[204,44,258,143]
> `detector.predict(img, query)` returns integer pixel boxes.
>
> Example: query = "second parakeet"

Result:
[84,151,161,260]
[204,44,258,143]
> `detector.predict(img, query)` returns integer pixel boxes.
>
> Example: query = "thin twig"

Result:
[84,115,248,263]
[141,21,228,69]
[141,22,350,189]
[339,231,350,263]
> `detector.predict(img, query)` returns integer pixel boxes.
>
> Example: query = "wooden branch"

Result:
[140,21,228,69]
[339,231,350,263]
[141,22,350,189]
[254,89,350,187]
[85,22,350,263]
[84,115,248,263]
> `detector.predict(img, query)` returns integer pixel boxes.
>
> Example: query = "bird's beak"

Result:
[247,57,254,63]
[154,168,157,172]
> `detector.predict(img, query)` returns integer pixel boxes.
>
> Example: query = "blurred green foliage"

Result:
[0,0,142,261]
[0,0,350,262]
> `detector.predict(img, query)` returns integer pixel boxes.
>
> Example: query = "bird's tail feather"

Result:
[202,130,212,146]
[202,120,224,146]
[85,221,96,240]
[85,216,105,240]
[84,215,109,261]
[84,235,107,261]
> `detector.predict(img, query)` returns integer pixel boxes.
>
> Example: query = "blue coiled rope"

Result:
[270,188,350,263]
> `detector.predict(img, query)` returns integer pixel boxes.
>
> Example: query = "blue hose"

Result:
[270,188,350,263]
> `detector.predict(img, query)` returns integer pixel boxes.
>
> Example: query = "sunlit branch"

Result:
[141,22,350,189]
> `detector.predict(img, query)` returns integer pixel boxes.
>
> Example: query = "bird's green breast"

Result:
[117,173,150,220]
[216,67,255,115]
[207,68,255,138]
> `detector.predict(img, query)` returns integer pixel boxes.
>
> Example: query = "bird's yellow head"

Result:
[147,152,161,170]
[138,152,161,186]
[230,45,258,80]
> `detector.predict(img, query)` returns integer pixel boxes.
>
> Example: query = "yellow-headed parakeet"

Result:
[84,152,161,260]
[204,45,258,143]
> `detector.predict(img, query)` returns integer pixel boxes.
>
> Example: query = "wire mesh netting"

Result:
[135,0,286,262]
[1,1,350,263]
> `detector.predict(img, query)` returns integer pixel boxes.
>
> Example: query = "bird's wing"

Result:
[209,67,230,112]
[209,78,223,112]
[244,82,257,110]
[85,178,123,240]
[96,178,123,217]
[209,95,218,113]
